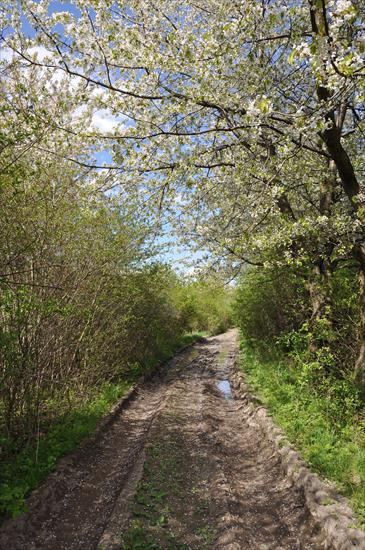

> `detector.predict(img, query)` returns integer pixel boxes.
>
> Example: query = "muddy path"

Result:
[0,330,323,549]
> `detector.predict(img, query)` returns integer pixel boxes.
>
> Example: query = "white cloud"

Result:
[90,109,123,133]
[0,46,13,62]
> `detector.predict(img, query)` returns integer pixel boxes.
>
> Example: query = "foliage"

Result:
[3,0,364,387]
[171,278,234,336]
[236,264,365,525]
[0,119,232,521]
[234,265,360,374]
[2,0,363,276]
[0,0,365,529]
[233,267,310,346]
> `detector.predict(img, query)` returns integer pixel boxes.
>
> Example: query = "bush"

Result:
[171,278,234,335]
[233,267,310,348]
[234,265,360,375]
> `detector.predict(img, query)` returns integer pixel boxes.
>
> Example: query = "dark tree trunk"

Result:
[308,0,365,390]
[309,156,335,353]
[353,245,365,397]
[307,259,333,354]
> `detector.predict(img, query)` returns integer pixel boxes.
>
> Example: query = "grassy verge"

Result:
[240,342,365,529]
[0,332,205,522]
[0,381,131,520]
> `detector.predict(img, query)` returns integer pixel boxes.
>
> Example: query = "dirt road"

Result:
[0,330,322,549]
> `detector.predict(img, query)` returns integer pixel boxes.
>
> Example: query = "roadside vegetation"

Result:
[1,0,365,536]
[234,267,365,527]
[0,155,232,520]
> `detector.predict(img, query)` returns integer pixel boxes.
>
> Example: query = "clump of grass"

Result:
[195,526,216,545]
[121,520,159,550]
[240,344,365,529]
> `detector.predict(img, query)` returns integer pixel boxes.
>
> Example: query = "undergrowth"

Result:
[0,381,131,520]
[0,332,205,522]
[240,342,365,529]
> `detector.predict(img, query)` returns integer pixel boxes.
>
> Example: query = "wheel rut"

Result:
[0,331,323,549]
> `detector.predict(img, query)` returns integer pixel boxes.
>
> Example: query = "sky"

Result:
[0,1,209,275]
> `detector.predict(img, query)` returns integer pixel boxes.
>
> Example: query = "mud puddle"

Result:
[0,330,322,550]
[216,379,233,400]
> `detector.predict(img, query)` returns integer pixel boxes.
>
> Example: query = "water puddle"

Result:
[216,379,233,400]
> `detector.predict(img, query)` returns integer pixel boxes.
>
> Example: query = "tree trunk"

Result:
[307,259,333,354]
[308,0,365,390]
[354,245,365,397]
[308,156,335,354]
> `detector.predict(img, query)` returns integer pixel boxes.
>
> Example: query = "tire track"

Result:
[0,331,324,549]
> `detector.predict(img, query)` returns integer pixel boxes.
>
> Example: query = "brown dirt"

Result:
[0,330,323,549]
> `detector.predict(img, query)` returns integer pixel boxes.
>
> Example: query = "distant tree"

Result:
[2,1,365,386]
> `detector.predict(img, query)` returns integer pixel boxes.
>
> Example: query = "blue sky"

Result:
[3,1,208,274]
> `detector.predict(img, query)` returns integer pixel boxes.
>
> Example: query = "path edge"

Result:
[0,336,206,544]
[230,352,365,550]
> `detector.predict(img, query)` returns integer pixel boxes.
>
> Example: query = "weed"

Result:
[195,526,216,545]
[321,497,335,506]
[121,520,158,549]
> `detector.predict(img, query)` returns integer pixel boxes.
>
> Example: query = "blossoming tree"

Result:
[2,0,365,387]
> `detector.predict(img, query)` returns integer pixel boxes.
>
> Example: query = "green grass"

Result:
[240,343,365,529]
[0,381,131,520]
[0,332,205,523]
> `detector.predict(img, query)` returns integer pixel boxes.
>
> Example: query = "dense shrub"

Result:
[234,265,360,375]
[172,278,234,336]
[0,155,233,456]
[233,267,310,348]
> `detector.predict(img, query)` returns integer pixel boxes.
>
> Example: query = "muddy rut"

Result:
[0,330,323,549]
